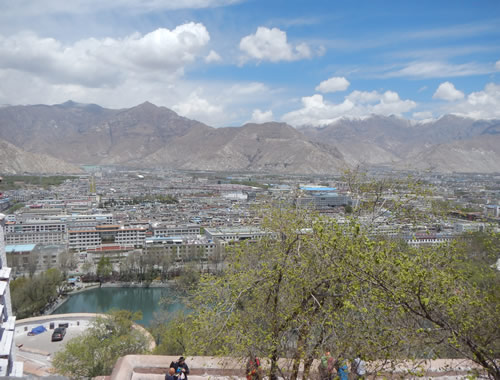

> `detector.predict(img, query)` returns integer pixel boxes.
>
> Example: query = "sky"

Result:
[0,0,499,127]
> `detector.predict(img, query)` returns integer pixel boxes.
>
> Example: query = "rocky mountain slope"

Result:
[397,134,500,173]
[299,115,500,172]
[0,101,208,165]
[0,102,347,174]
[0,138,82,174]
[1,101,499,174]
[142,122,346,173]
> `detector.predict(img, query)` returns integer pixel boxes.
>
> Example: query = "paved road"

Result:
[16,326,87,355]
[14,326,87,376]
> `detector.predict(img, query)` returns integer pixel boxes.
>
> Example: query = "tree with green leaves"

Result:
[96,256,112,280]
[151,310,192,355]
[181,208,396,379]
[173,206,499,379]
[10,268,64,318]
[52,310,151,379]
[358,235,500,379]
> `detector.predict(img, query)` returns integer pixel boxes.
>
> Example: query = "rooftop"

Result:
[5,244,37,253]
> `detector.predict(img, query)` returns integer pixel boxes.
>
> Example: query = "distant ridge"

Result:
[0,101,499,174]
[0,102,346,174]
[300,114,500,172]
[0,138,82,174]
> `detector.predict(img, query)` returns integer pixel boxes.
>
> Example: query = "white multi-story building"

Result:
[296,193,352,210]
[68,225,147,251]
[405,234,455,247]
[3,214,114,246]
[0,214,23,377]
[4,220,67,245]
[152,224,200,237]
[145,236,220,262]
[204,226,269,242]
[4,220,67,234]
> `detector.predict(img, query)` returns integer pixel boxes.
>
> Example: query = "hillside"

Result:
[0,138,82,174]
[1,101,500,174]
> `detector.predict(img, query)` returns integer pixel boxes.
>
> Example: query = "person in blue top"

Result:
[170,357,190,380]
[334,355,349,380]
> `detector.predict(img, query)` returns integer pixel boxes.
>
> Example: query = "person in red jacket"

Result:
[246,356,262,380]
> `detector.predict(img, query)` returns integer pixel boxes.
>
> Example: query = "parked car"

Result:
[51,327,66,342]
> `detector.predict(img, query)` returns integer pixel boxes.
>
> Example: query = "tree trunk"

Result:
[302,357,314,380]
[291,325,309,380]
[269,351,279,380]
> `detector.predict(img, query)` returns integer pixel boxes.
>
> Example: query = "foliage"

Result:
[174,264,201,292]
[58,250,78,275]
[5,202,25,214]
[151,311,191,355]
[0,175,75,190]
[360,237,500,379]
[131,194,178,204]
[174,206,500,379]
[342,168,435,227]
[52,310,151,379]
[104,194,178,206]
[10,268,64,318]
[182,207,396,379]
[96,256,112,279]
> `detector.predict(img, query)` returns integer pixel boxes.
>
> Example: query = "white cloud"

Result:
[496,60,500,71]
[0,23,210,87]
[282,90,416,126]
[346,90,381,104]
[167,82,274,126]
[384,61,492,78]
[205,50,222,63]
[445,82,500,119]
[239,27,312,63]
[2,0,242,15]
[250,109,273,123]
[433,81,464,101]
[173,90,223,123]
[315,76,350,93]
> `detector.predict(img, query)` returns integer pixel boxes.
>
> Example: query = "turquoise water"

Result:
[51,287,184,326]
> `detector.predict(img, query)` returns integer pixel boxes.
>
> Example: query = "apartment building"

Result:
[296,193,352,210]
[0,215,23,377]
[4,220,67,245]
[144,236,220,262]
[204,226,269,242]
[151,224,201,237]
[69,225,147,251]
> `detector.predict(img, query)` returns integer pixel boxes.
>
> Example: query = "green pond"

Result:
[51,287,184,326]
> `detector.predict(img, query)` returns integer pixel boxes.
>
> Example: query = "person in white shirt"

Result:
[352,356,366,379]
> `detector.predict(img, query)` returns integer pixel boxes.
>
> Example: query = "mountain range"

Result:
[0,101,499,175]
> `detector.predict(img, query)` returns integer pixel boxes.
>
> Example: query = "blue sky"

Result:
[0,0,499,126]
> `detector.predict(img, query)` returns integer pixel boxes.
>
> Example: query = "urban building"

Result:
[204,226,269,242]
[405,233,456,247]
[6,244,71,275]
[0,214,23,377]
[68,224,147,251]
[485,205,500,218]
[297,193,352,210]
[4,220,67,245]
[151,224,200,237]
[145,236,220,260]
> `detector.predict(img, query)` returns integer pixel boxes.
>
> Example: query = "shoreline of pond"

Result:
[46,281,177,316]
